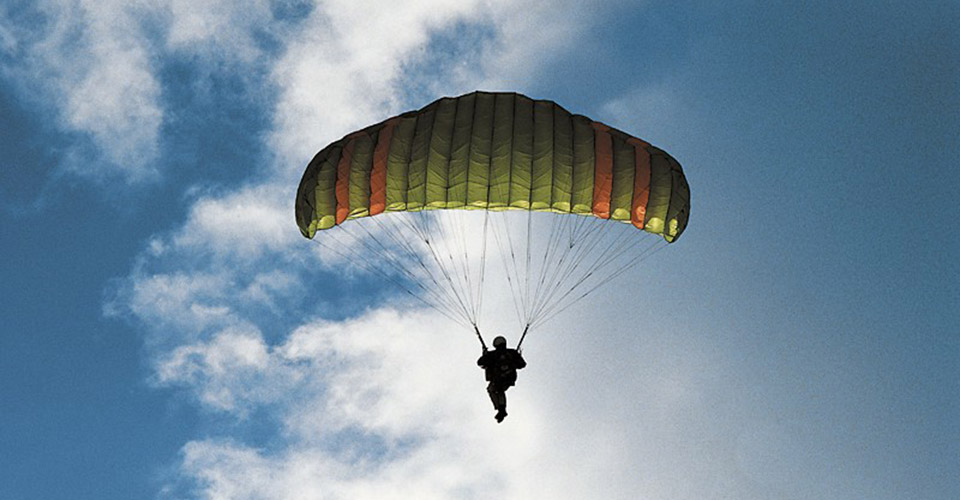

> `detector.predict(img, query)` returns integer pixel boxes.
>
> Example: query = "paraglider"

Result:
[295,91,690,420]
[477,335,527,423]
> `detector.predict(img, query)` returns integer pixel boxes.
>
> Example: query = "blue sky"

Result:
[1,1,958,499]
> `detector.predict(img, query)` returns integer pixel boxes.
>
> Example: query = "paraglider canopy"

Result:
[296,91,689,241]
[295,91,690,346]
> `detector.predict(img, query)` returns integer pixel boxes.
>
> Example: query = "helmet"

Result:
[493,336,507,349]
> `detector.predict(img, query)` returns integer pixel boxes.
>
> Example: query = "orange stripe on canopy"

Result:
[369,119,398,216]
[335,136,358,225]
[628,137,651,229]
[592,122,613,219]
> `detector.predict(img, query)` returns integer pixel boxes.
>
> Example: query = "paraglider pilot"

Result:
[477,336,526,423]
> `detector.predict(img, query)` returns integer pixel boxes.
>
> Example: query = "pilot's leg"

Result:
[487,381,504,410]
[488,382,508,422]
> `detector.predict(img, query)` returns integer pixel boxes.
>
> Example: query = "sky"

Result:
[1,1,958,499]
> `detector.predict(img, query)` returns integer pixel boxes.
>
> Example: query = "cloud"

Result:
[155,324,305,413]
[175,438,497,500]
[163,0,274,63]
[99,1,686,498]
[117,270,234,334]
[164,309,520,499]
[266,0,604,179]
[1,0,293,185]
[2,0,164,182]
[3,0,597,186]
[469,0,604,91]
[267,0,489,177]
[172,184,299,261]
[155,305,778,500]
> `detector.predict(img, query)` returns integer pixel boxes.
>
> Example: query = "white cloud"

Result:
[266,0,598,179]
[155,325,301,413]
[165,309,528,499]
[267,0,487,177]
[2,0,285,184]
[239,269,303,312]
[120,270,234,334]
[172,184,298,261]
[102,1,719,498]
[469,0,602,91]
[4,0,164,182]
[3,0,596,184]
[164,0,273,62]
[156,305,780,500]
[176,437,500,500]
